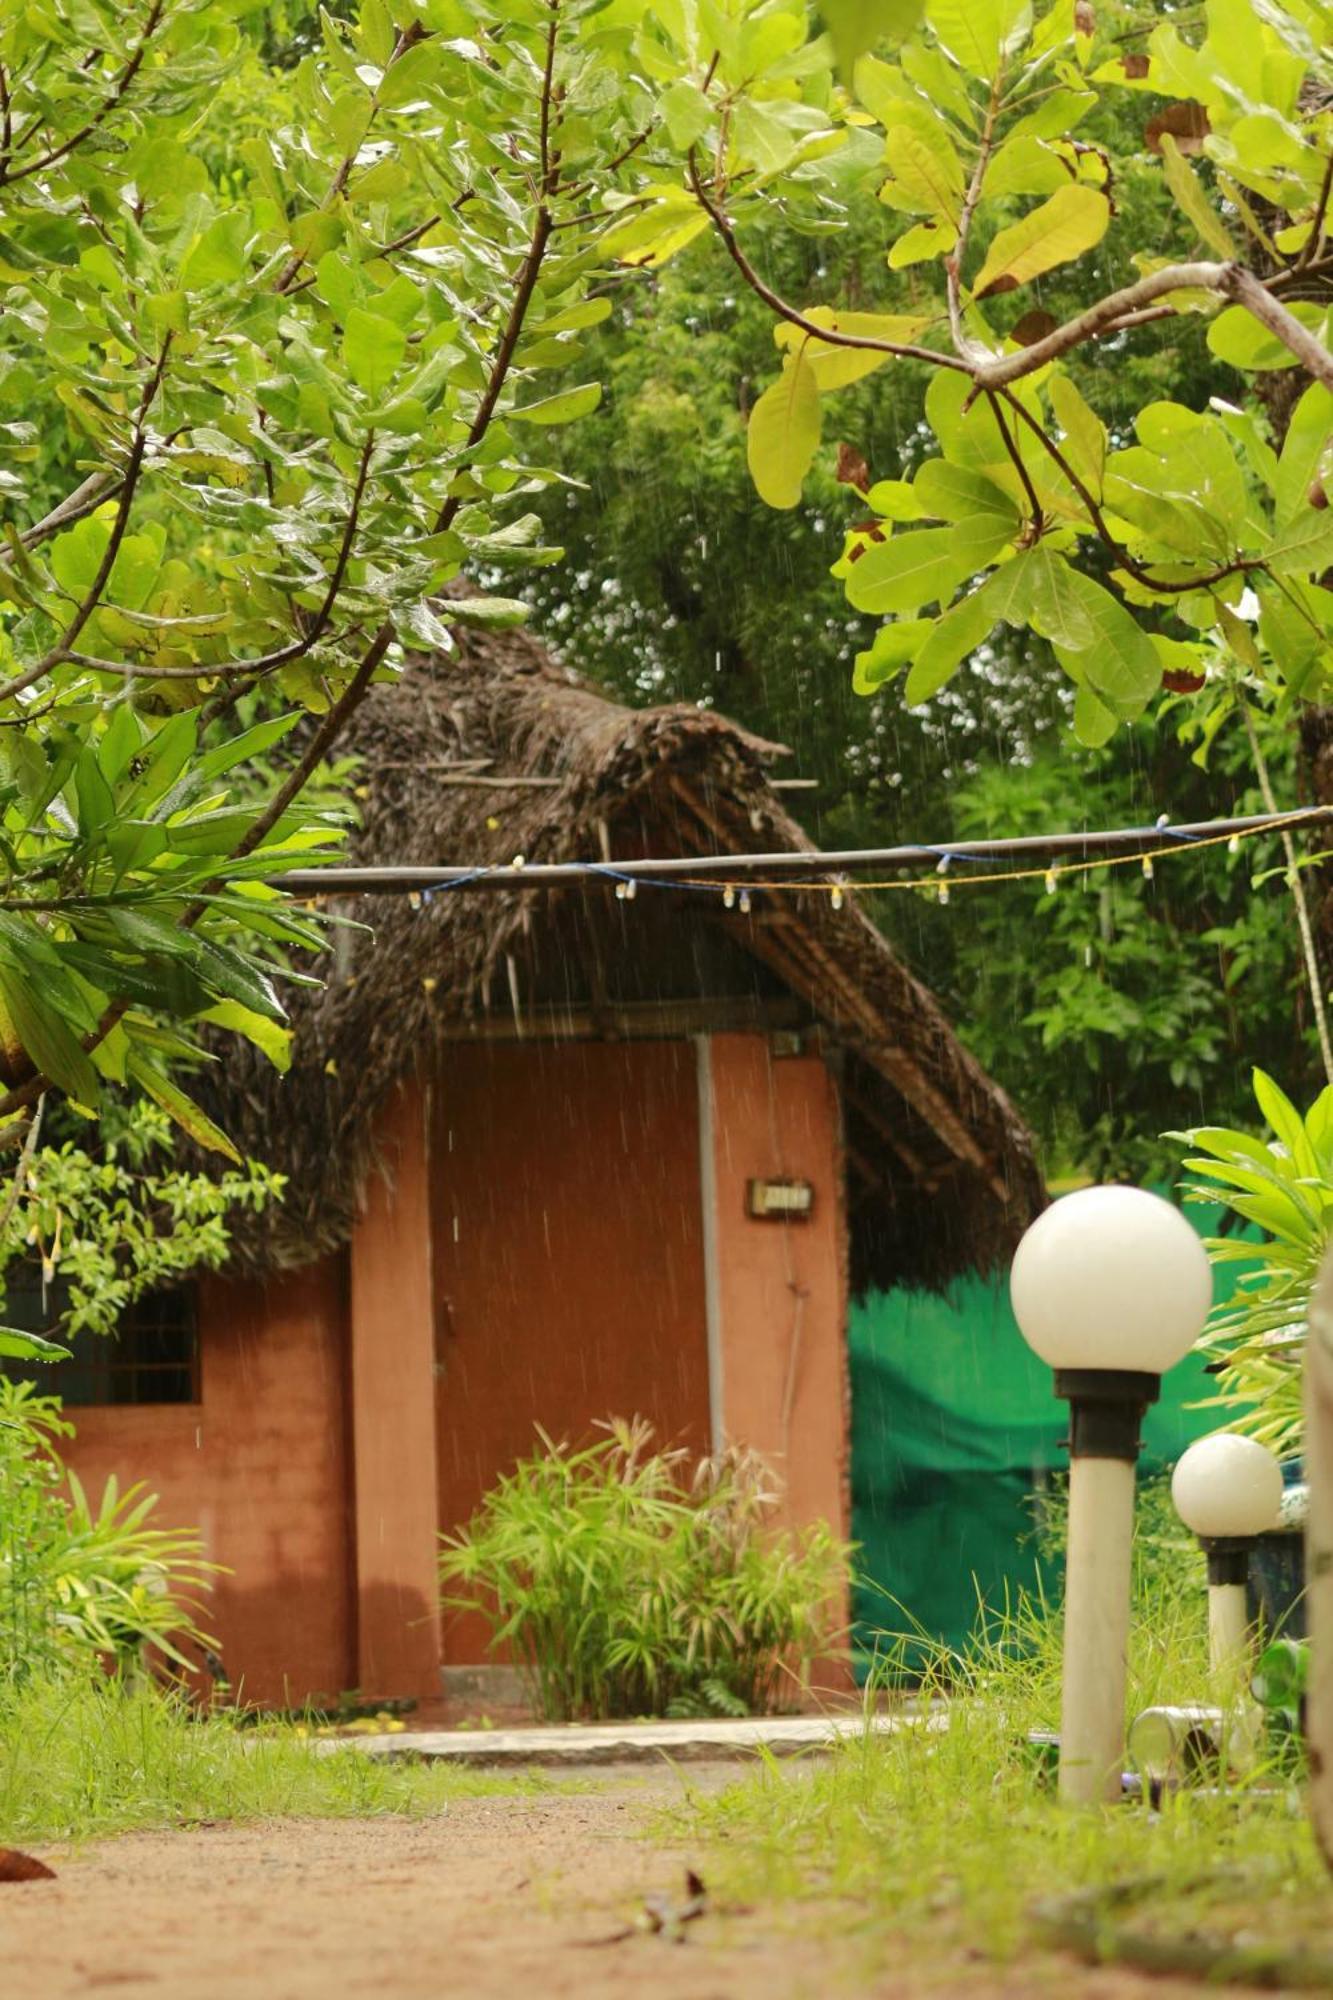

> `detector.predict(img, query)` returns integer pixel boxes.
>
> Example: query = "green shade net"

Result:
[849,1193,1256,1675]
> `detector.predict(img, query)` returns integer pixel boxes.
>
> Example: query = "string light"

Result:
[381,811,1307,915]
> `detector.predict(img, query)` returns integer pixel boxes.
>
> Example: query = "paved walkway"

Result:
[327,1711,910,1766]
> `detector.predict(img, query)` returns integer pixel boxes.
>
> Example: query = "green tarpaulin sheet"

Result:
[849,1194,1255,1672]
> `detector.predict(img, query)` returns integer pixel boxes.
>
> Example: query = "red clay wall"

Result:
[59,1258,354,1708]
[430,1040,711,1663]
[702,1034,851,1546]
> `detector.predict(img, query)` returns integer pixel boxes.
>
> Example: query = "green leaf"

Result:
[824,0,926,77]
[914,459,1018,525]
[1263,507,1333,576]
[842,516,1013,614]
[179,211,253,291]
[1048,374,1107,498]
[1159,134,1237,259]
[0,1328,71,1363]
[509,383,603,426]
[852,619,933,694]
[882,116,964,224]
[926,0,1031,79]
[124,1054,240,1163]
[200,1002,293,1073]
[660,80,714,148]
[972,186,1109,298]
[0,965,99,1108]
[1209,302,1327,372]
[888,218,957,268]
[904,575,1002,704]
[774,308,931,390]
[342,308,407,399]
[747,355,822,510]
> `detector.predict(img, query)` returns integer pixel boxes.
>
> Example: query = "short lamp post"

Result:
[1171,1432,1283,1676]
[1011,1187,1213,1806]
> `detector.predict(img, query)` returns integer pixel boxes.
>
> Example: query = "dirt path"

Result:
[0,1768,1265,1999]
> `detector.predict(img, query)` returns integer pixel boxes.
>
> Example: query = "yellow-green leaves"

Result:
[1159,134,1236,258]
[881,113,964,225]
[825,0,927,80]
[773,308,932,389]
[510,383,603,425]
[971,185,1109,297]
[342,308,406,398]
[926,0,1032,80]
[747,354,821,509]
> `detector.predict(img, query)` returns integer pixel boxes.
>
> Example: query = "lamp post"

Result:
[1171,1432,1283,1676]
[1011,1186,1213,1806]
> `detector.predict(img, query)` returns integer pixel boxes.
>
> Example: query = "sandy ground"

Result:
[0,1767,1281,2000]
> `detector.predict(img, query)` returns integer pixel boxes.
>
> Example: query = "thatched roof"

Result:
[205,622,1042,1291]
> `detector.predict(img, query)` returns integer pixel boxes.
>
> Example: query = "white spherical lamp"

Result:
[1172,1432,1284,1681]
[1010,1185,1213,1374]
[1172,1433,1284,1542]
[1009,1186,1214,1806]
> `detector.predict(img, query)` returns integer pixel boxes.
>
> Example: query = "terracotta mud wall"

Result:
[60,1257,355,1707]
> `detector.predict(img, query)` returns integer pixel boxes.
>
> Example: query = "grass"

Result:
[0,1678,551,1848]
[674,1517,1333,1983]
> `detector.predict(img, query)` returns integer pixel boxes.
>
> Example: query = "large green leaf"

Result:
[972,186,1110,298]
[510,383,603,425]
[747,354,821,510]
[926,0,1031,78]
[0,1328,71,1363]
[773,308,932,390]
[842,516,1013,614]
[824,0,926,77]
[124,1054,240,1163]
[903,575,1002,704]
[343,308,407,399]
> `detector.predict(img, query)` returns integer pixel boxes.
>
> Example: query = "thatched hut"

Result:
[59,624,1041,1708]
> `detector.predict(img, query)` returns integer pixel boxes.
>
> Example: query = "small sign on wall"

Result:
[746,1178,815,1221]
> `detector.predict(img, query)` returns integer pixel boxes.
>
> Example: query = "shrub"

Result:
[439,1418,852,1722]
[0,1380,216,1685]
[1173,1069,1331,1460]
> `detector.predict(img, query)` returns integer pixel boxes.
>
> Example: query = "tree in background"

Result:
[521,0,1328,1176]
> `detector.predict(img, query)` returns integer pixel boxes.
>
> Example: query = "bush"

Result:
[439,1418,852,1722]
[0,1380,216,1685]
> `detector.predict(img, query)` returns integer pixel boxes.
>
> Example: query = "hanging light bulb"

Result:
[831,885,844,911]
[937,880,950,906]
[1142,855,1154,881]
[739,888,752,914]
[624,878,637,901]
[1228,834,1241,856]
[723,885,736,910]
[615,881,627,900]
[1045,869,1058,896]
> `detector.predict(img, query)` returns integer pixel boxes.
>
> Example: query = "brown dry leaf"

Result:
[1074,1,1094,32]
[1146,102,1210,155]
[0,1848,56,1883]
[1122,51,1150,78]
[1011,309,1059,347]
[836,442,871,490]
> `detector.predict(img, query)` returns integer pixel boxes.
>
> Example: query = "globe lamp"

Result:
[1173,1432,1283,1674]
[1011,1187,1213,1805]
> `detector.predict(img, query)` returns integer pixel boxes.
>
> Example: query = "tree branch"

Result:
[0,1,166,188]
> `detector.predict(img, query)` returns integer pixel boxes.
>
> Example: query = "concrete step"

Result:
[320,1712,914,1767]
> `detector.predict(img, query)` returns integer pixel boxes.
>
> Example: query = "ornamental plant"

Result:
[440,1418,852,1721]
[0,1378,216,1684]
[1176,1069,1333,1459]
